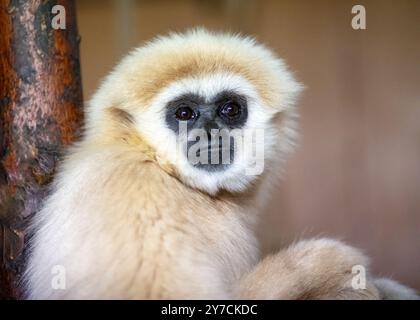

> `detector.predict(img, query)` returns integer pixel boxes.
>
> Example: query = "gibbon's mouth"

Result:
[186,142,235,172]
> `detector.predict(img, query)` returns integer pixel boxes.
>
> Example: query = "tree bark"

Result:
[0,0,83,299]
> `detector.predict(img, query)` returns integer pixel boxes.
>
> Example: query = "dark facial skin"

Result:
[165,91,248,171]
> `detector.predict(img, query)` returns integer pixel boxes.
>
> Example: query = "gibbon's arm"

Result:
[237,238,418,300]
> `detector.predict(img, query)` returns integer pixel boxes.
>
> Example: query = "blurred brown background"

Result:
[76,0,420,290]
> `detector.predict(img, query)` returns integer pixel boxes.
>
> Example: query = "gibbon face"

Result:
[165,89,248,172]
[87,29,301,195]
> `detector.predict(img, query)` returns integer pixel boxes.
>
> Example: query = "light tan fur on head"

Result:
[89,29,300,114]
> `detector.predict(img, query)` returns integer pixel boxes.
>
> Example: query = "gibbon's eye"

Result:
[175,106,196,121]
[219,102,241,119]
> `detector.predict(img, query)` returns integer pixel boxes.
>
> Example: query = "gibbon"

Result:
[24,29,418,299]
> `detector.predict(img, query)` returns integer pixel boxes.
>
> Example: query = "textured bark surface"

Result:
[0,0,83,299]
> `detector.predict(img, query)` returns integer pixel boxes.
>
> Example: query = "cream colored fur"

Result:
[23,29,418,299]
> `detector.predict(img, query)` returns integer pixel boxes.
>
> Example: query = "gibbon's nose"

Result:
[204,119,219,135]
[196,105,220,133]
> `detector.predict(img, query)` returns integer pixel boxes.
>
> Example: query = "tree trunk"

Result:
[0,0,83,299]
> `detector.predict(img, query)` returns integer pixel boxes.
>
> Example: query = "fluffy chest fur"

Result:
[25,146,258,299]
